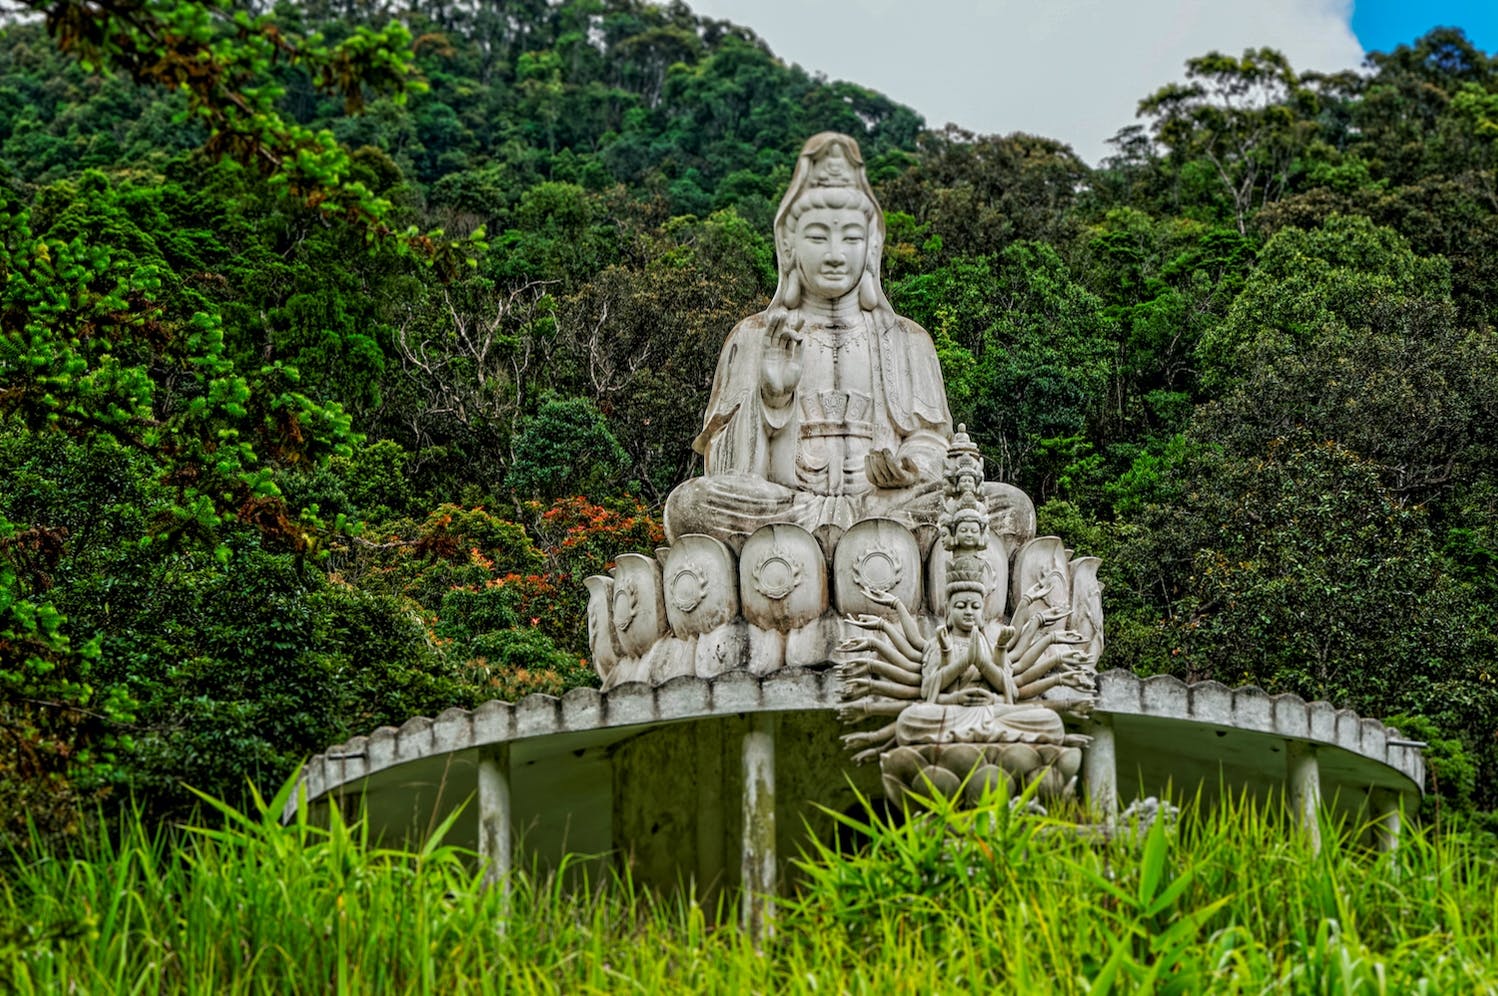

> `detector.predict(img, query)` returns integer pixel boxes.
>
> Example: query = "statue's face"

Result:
[954,519,983,547]
[792,208,867,300]
[948,591,983,633]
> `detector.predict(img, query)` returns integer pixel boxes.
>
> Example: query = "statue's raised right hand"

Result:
[761,314,804,400]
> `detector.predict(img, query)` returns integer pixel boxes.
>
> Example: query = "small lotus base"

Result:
[879,739,1088,808]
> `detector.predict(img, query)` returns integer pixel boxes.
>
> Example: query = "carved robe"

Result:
[665,307,951,541]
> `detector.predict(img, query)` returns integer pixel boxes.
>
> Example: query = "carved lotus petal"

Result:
[881,745,925,784]
[583,575,620,681]
[965,765,1011,806]
[1067,555,1105,662]
[663,534,738,636]
[612,553,668,659]
[936,742,985,779]
[833,518,921,618]
[1010,536,1071,615]
[739,523,824,630]
[994,743,1042,777]
[918,765,962,800]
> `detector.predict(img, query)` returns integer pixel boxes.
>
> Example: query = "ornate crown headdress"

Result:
[946,553,988,595]
[809,142,856,188]
[940,429,992,599]
[944,423,985,494]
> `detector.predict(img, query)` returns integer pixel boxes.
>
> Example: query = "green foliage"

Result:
[3,0,1498,833]
[7,785,1498,990]
[505,396,629,502]
[1137,47,1318,233]
[1107,437,1498,791]
[31,0,428,240]
[889,243,1112,497]
[1198,214,1450,382]
[461,627,598,700]
[1383,713,1479,814]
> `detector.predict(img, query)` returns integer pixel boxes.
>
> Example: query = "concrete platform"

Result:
[285,668,1425,895]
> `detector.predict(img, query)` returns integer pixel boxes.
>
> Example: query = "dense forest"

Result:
[2,0,1496,847]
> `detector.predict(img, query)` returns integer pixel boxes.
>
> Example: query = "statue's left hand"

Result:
[866,448,921,489]
[1039,604,1073,626]
[1023,578,1055,604]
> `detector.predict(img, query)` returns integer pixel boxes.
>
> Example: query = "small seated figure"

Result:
[894,558,1067,746]
[664,132,1033,547]
[836,558,1071,758]
[837,448,1095,767]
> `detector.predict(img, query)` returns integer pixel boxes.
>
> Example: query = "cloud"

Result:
[686,0,1364,164]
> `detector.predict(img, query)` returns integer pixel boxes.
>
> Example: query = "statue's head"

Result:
[771,133,890,313]
[942,494,989,549]
[945,554,988,633]
[951,512,986,551]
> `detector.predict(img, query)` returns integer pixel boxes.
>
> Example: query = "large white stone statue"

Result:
[664,132,1034,550]
[584,134,1103,805]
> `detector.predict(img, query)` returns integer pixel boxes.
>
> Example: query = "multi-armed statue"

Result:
[585,132,1102,803]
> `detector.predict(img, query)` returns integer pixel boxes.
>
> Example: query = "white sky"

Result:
[685,0,1364,164]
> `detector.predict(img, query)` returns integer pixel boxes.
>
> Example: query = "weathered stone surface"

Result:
[833,518,922,618]
[696,621,749,678]
[739,523,826,632]
[584,576,621,680]
[663,133,953,545]
[561,687,603,730]
[664,535,739,636]
[784,613,839,669]
[286,670,1424,830]
[516,695,562,738]
[612,553,669,660]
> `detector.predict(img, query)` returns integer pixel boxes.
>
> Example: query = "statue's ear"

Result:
[858,270,878,311]
[784,270,802,310]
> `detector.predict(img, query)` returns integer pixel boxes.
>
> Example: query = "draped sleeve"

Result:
[692,314,771,478]
[876,314,952,479]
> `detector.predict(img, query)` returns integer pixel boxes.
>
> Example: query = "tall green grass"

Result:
[3,778,1496,993]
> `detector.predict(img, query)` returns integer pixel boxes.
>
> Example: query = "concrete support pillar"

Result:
[1372,789,1402,855]
[1081,715,1117,824]
[741,714,777,944]
[1286,740,1321,853]
[478,744,513,892]
[695,720,725,903]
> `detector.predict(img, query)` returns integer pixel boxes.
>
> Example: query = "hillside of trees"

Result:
[2,0,1496,845]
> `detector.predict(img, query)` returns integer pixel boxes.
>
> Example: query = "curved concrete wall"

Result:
[288,668,1424,821]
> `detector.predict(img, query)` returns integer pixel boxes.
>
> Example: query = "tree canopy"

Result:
[2,2,1496,841]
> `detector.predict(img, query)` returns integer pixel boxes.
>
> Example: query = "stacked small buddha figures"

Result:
[837,427,1099,808]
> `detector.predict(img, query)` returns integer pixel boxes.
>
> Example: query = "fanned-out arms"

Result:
[838,655,921,687]
[856,587,927,653]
